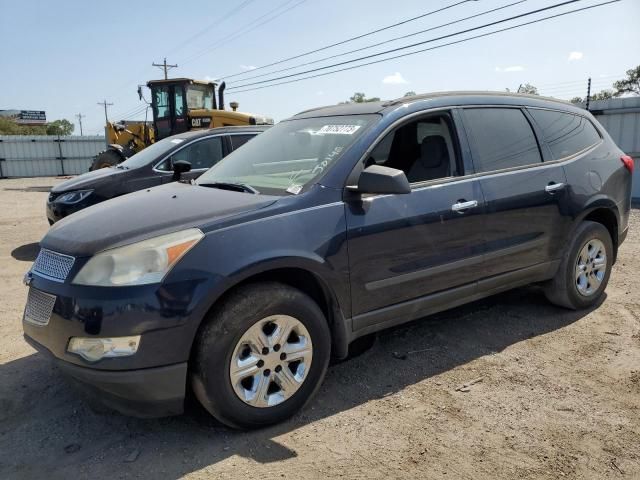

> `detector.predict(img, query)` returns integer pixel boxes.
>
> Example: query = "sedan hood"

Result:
[41,182,278,256]
[52,167,126,193]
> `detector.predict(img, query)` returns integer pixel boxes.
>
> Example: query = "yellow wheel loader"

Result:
[91,79,272,170]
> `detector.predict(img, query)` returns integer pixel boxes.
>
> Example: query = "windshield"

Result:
[186,85,214,110]
[119,136,187,169]
[196,115,378,194]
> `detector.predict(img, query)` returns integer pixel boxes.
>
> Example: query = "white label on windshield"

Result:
[287,184,303,195]
[170,139,185,144]
[317,124,361,135]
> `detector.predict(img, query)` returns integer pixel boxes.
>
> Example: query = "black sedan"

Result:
[46,126,268,224]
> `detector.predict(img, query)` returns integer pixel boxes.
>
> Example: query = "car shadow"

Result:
[11,242,40,262]
[0,286,604,478]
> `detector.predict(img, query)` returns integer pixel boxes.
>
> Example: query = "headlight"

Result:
[67,336,140,362]
[73,228,204,286]
[54,189,93,204]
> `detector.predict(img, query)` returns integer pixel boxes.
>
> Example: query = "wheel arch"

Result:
[573,200,620,262]
[190,261,351,363]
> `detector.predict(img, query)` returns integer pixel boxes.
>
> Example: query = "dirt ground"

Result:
[0,176,638,480]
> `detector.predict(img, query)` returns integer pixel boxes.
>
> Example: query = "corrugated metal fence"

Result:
[0,135,105,177]
[587,97,640,200]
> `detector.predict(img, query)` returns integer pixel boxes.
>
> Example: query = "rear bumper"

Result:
[25,334,187,417]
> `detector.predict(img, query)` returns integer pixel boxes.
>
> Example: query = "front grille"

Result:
[33,249,75,282]
[24,288,56,326]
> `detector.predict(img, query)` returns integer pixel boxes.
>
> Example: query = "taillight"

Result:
[621,155,634,173]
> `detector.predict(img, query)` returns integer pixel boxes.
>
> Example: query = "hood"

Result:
[51,167,127,193]
[41,182,278,256]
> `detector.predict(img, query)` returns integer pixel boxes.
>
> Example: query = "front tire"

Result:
[544,221,613,310]
[191,282,331,429]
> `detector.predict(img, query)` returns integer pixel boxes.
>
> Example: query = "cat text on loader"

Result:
[90,78,273,170]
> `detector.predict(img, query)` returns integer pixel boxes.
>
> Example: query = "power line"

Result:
[166,0,256,56]
[227,0,585,91]
[229,0,528,85]
[97,100,113,123]
[152,57,178,80]
[219,0,478,80]
[108,103,147,122]
[229,0,620,94]
[180,0,308,67]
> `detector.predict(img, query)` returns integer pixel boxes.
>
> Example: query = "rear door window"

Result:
[463,108,542,173]
[527,109,601,159]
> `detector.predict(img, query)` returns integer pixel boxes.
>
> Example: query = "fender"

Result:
[184,253,352,360]
[569,195,619,234]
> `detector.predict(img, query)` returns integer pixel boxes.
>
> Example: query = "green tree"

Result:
[403,91,417,97]
[346,92,381,103]
[0,118,47,135]
[570,89,615,104]
[517,83,539,95]
[46,119,74,136]
[613,66,640,96]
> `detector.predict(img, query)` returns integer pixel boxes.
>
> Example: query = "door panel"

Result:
[460,106,571,278]
[478,164,570,277]
[345,179,485,319]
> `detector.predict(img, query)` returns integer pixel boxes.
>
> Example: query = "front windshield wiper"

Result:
[198,181,259,194]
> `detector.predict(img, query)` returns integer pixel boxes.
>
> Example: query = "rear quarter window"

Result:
[527,109,601,159]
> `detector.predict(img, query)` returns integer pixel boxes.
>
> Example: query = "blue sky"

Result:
[1,0,638,135]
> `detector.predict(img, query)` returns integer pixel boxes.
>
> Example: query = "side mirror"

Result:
[349,165,411,194]
[172,160,191,181]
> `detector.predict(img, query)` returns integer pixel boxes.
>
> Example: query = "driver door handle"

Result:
[545,182,565,193]
[451,200,478,213]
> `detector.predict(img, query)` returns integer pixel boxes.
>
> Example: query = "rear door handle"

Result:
[545,182,565,193]
[451,200,478,213]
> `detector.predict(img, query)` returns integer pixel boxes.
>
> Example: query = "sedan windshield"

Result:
[197,115,378,194]
[119,136,187,169]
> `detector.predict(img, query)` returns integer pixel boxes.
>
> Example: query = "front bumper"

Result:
[25,335,186,417]
[21,267,218,417]
[46,199,85,224]
[46,195,101,224]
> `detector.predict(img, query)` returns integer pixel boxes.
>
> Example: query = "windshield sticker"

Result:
[170,139,185,144]
[317,125,361,135]
[286,184,303,195]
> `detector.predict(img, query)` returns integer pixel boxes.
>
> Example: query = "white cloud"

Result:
[203,75,220,82]
[568,51,583,61]
[495,65,525,72]
[316,90,324,96]
[382,72,408,85]
[240,64,257,71]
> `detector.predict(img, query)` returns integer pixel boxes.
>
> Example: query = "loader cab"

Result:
[148,79,217,140]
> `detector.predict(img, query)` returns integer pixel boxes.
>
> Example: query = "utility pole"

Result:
[75,113,84,136]
[152,57,178,80]
[585,77,592,111]
[97,100,113,124]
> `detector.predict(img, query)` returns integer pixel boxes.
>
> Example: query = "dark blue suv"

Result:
[22,92,633,429]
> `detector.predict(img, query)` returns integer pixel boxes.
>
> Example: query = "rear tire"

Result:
[89,149,123,171]
[544,221,613,310]
[191,282,331,429]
